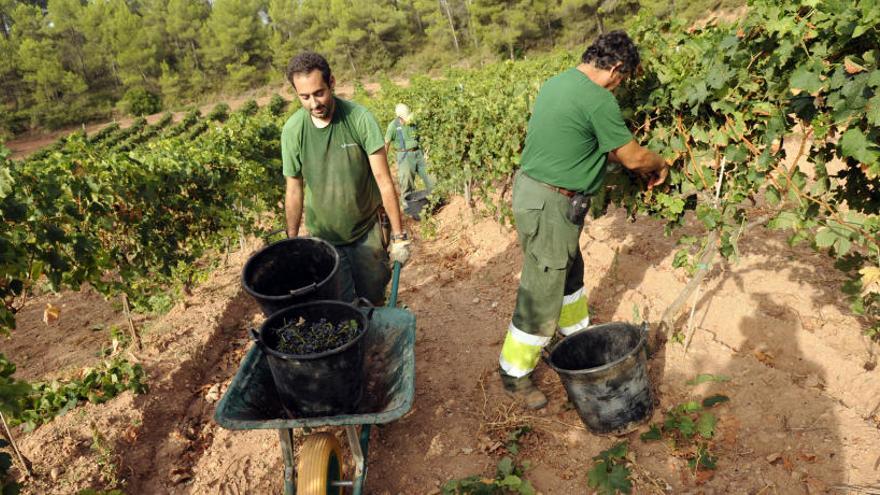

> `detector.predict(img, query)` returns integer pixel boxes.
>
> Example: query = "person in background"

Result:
[384,103,434,205]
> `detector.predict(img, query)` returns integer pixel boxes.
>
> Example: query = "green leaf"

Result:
[840,128,880,164]
[588,459,632,495]
[689,445,718,470]
[765,186,780,205]
[702,394,731,408]
[673,249,690,269]
[0,166,13,200]
[498,474,523,487]
[769,211,800,230]
[687,374,731,385]
[606,442,628,460]
[790,65,824,94]
[697,412,717,438]
[815,227,838,248]
[497,457,514,477]
[866,96,880,126]
[518,480,536,495]
[640,425,662,442]
[607,464,633,494]
[678,416,696,437]
[588,460,611,491]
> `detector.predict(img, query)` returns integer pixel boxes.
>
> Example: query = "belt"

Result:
[527,175,577,198]
[400,147,419,152]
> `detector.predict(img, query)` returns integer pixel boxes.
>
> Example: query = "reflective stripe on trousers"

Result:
[558,286,590,336]
[499,322,552,378]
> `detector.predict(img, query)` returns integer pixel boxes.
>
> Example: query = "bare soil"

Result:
[3,195,879,495]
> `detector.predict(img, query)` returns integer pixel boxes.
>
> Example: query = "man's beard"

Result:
[311,100,333,119]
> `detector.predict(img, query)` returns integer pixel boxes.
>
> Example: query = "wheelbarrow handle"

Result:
[354,297,376,320]
[262,228,288,245]
[387,261,402,308]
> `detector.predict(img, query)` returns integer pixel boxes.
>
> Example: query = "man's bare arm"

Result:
[367,148,404,236]
[285,176,304,237]
[612,140,670,189]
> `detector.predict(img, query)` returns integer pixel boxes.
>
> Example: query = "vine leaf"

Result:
[839,128,880,165]
[790,65,824,94]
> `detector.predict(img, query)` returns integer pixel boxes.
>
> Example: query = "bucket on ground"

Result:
[546,322,653,435]
[242,237,342,316]
[252,300,369,417]
[403,190,430,221]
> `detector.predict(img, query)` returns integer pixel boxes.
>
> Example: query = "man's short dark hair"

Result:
[286,52,332,88]
[581,30,640,76]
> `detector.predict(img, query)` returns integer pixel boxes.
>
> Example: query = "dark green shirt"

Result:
[520,67,633,194]
[281,98,385,245]
[384,118,420,151]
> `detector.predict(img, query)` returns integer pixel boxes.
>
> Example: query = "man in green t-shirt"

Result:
[498,31,670,409]
[281,52,411,305]
[384,103,434,205]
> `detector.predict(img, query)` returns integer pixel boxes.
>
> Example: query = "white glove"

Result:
[389,240,412,266]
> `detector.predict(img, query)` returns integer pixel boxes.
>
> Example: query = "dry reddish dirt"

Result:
[3,196,880,494]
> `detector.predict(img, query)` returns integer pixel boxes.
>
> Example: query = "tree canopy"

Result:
[0,0,741,136]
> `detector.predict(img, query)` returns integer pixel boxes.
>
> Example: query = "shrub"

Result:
[120,88,162,116]
[267,94,287,116]
[237,99,259,116]
[207,102,231,122]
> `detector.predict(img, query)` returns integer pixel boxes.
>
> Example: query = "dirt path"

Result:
[4,198,880,494]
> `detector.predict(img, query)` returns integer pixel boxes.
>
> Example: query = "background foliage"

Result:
[0,0,742,135]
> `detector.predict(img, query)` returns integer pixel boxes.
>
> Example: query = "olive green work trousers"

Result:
[498,171,591,379]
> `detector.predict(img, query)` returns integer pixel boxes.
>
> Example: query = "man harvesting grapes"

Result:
[498,31,670,409]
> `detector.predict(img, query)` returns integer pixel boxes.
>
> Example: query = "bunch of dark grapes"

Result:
[275,317,360,355]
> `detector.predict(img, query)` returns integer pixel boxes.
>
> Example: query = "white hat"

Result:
[394,103,412,120]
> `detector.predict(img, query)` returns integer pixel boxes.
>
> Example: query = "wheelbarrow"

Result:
[214,262,415,494]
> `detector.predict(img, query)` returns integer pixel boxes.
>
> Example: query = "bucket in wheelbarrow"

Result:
[242,237,342,316]
[546,322,653,435]
[252,300,369,418]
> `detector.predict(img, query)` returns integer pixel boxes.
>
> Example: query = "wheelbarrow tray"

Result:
[214,306,415,430]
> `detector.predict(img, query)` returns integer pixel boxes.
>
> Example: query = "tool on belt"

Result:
[566,193,591,225]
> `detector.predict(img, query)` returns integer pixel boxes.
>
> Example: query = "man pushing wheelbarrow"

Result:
[281,51,413,303]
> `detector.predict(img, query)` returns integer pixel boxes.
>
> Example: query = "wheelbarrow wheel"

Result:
[296,432,344,495]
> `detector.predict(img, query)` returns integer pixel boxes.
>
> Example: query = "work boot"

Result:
[500,370,548,410]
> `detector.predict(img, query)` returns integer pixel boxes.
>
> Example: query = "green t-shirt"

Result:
[520,67,633,194]
[281,97,385,245]
[384,118,419,151]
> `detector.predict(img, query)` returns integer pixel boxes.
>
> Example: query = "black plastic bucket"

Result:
[252,300,369,417]
[403,190,430,221]
[546,322,653,435]
[242,237,342,316]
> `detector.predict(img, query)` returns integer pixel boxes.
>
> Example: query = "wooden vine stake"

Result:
[122,293,143,351]
[0,410,32,477]
[237,201,247,251]
[682,157,727,353]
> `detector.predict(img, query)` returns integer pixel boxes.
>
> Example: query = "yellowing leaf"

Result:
[859,266,880,296]
[43,303,61,325]
[844,57,867,74]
